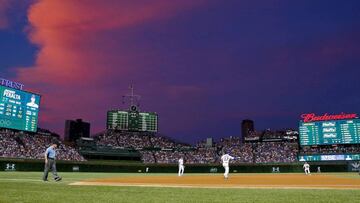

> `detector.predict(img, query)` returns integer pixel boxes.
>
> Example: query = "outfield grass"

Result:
[0,172,359,203]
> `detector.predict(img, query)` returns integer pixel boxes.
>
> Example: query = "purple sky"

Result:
[0,0,359,143]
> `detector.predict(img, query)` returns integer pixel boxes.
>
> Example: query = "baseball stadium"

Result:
[1,1,360,203]
[0,81,360,202]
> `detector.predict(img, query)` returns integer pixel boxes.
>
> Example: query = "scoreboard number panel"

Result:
[299,119,360,146]
[139,113,158,132]
[0,86,40,132]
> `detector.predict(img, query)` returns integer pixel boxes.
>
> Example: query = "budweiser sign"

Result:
[301,113,358,122]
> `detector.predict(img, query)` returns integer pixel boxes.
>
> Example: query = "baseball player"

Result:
[221,152,234,179]
[303,162,311,175]
[178,157,184,176]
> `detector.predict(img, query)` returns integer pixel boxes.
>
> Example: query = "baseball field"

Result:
[0,172,359,203]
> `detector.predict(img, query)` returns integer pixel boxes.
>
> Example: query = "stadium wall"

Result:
[0,159,351,173]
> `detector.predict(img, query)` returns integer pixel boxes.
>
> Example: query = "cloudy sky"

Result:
[0,0,359,143]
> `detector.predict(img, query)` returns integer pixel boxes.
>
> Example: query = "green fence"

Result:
[0,159,351,173]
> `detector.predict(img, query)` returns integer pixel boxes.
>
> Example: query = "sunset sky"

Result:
[0,0,359,143]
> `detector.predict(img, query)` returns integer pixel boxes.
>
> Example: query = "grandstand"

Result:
[1,125,359,166]
[0,128,85,162]
[75,129,299,164]
[0,126,305,165]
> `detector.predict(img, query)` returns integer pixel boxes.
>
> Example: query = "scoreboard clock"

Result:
[128,106,140,131]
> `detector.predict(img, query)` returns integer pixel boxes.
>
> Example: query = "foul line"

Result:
[70,181,360,190]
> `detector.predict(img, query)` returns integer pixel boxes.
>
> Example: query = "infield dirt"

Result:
[71,174,360,189]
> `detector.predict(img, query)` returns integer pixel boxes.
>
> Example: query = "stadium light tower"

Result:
[122,85,141,109]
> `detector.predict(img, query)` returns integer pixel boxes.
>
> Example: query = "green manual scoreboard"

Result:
[138,112,158,132]
[0,85,40,132]
[299,119,360,146]
[107,107,158,132]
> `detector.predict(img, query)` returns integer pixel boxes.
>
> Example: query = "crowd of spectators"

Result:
[187,148,218,164]
[137,134,300,164]
[217,137,253,163]
[300,145,360,155]
[149,148,218,164]
[216,137,298,163]
[150,136,189,149]
[3,127,360,165]
[140,150,156,163]
[96,130,189,150]
[153,150,183,164]
[97,131,152,149]
[225,143,254,163]
[95,131,301,164]
[139,141,298,164]
[254,142,298,163]
[0,129,85,161]
[0,133,20,158]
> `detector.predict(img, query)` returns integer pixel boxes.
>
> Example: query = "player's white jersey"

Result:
[303,163,310,169]
[178,158,184,166]
[221,154,234,165]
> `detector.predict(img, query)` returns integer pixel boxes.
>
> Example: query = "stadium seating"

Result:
[299,145,360,155]
[95,131,300,164]
[0,129,85,161]
[3,128,358,165]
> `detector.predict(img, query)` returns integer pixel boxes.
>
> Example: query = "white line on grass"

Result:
[70,182,360,190]
[0,178,76,184]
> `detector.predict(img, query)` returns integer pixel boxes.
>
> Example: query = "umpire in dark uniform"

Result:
[43,142,62,181]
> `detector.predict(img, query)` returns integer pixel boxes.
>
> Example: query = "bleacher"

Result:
[0,128,85,162]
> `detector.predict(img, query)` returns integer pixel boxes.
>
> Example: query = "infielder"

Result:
[43,142,62,182]
[303,162,311,175]
[221,152,234,179]
[178,157,184,176]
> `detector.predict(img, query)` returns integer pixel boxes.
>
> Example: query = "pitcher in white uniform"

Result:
[221,153,234,179]
[178,157,184,176]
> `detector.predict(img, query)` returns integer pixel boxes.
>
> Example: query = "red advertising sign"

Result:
[301,113,358,122]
